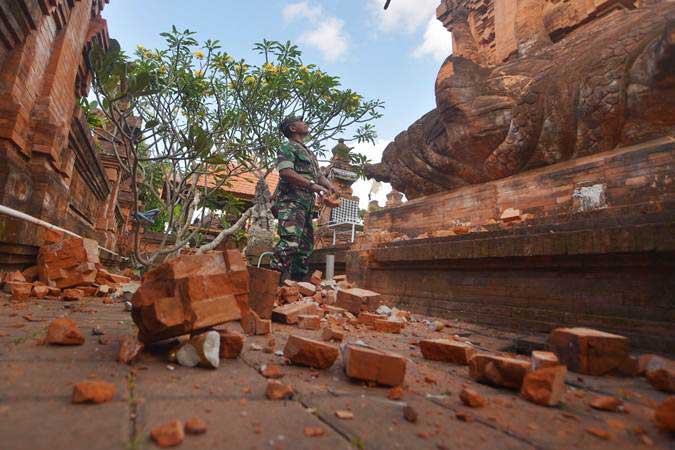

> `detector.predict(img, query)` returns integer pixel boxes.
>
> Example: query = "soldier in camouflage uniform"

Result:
[270,117,337,283]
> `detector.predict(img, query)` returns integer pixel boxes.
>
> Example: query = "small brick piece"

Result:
[459,388,487,408]
[3,281,32,299]
[644,356,675,393]
[531,351,560,370]
[218,330,245,359]
[357,312,386,326]
[248,266,280,319]
[297,282,316,296]
[336,288,382,315]
[284,335,339,369]
[304,426,325,437]
[548,327,629,376]
[403,405,418,423]
[184,417,207,435]
[72,380,116,404]
[241,310,272,336]
[298,314,322,330]
[309,270,323,286]
[373,319,405,334]
[266,380,294,400]
[342,344,406,386]
[654,396,675,432]
[46,317,85,345]
[62,288,84,301]
[32,285,50,299]
[272,302,317,324]
[278,286,300,303]
[117,335,144,364]
[589,396,623,412]
[419,339,476,365]
[4,271,26,283]
[469,353,531,390]
[151,420,185,448]
[521,366,567,406]
[321,327,345,342]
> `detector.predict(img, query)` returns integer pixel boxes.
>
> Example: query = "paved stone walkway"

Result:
[0,294,672,449]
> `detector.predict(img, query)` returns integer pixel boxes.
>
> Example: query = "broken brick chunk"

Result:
[4,271,26,283]
[151,420,185,447]
[284,335,339,369]
[278,286,300,303]
[304,426,325,437]
[309,270,323,286]
[321,326,345,342]
[644,356,675,393]
[248,266,279,319]
[261,364,284,379]
[117,335,144,365]
[654,396,675,432]
[62,288,84,301]
[297,282,316,297]
[373,319,405,334]
[32,285,50,299]
[521,366,567,406]
[388,386,404,400]
[218,330,244,359]
[548,327,629,376]
[272,302,317,324]
[403,405,418,423]
[585,427,610,440]
[589,396,624,412]
[38,237,99,289]
[184,417,207,435]
[3,281,32,300]
[297,314,322,330]
[71,380,116,404]
[266,380,294,400]
[342,344,406,386]
[469,353,530,390]
[531,351,560,370]
[336,288,382,315]
[46,317,85,345]
[419,339,476,365]
[241,310,272,336]
[459,388,487,408]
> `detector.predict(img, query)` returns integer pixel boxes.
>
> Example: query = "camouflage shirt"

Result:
[275,140,322,206]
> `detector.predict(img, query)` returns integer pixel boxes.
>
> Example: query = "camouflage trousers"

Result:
[270,198,315,282]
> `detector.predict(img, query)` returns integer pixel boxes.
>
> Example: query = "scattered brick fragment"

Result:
[151,420,185,447]
[46,317,85,345]
[266,380,294,400]
[248,266,280,319]
[335,410,354,420]
[32,285,50,299]
[548,327,629,376]
[38,237,99,289]
[585,427,610,440]
[373,319,405,334]
[419,339,476,365]
[388,386,404,400]
[521,366,567,406]
[357,312,386,326]
[455,412,473,422]
[654,396,675,431]
[342,344,406,386]
[261,364,284,379]
[297,314,321,330]
[4,281,32,300]
[4,271,26,283]
[336,288,382,315]
[184,417,207,435]
[241,310,272,336]
[469,353,530,390]
[531,351,560,370]
[309,270,322,286]
[321,326,345,342]
[589,396,624,412]
[284,335,339,369]
[71,380,116,404]
[62,288,84,301]
[297,282,316,296]
[403,405,418,423]
[459,388,487,408]
[304,426,325,437]
[117,335,144,364]
[272,302,317,324]
[644,356,675,393]
[218,330,244,359]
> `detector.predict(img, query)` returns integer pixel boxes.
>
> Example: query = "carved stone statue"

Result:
[366,0,675,199]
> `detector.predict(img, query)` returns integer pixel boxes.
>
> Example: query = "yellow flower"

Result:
[296,79,305,86]
[136,45,147,52]
[194,69,204,78]
[244,76,255,85]
[158,67,166,75]
[193,50,205,60]
[263,63,276,73]
[300,65,308,73]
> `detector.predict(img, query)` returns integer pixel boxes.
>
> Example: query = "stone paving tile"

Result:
[135,399,352,450]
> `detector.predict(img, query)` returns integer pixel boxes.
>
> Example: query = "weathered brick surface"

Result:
[419,339,476,365]
[548,327,629,376]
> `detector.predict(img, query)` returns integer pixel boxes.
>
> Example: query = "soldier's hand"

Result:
[310,183,328,194]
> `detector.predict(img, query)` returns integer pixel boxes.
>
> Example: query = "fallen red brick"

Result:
[218,330,244,358]
[357,312,386,326]
[151,420,185,448]
[521,366,567,406]
[297,315,322,330]
[297,282,316,297]
[261,364,284,379]
[336,288,382,315]
[46,317,85,345]
[284,335,339,369]
[309,270,323,286]
[184,417,207,435]
[321,326,345,342]
[531,351,560,370]
[266,380,294,400]
[654,396,675,432]
[548,327,629,376]
[459,388,487,408]
[278,286,300,304]
[469,353,531,390]
[342,344,406,387]
[304,426,325,437]
[3,281,32,300]
[4,271,26,283]
[22,266,39,282]
[248,266,280,319]
[117,335,144,364]
[644,356,675,393]
[419,339,476,365]
[32,285,50,299]
[38,237,100,289]
[72,380,116,404]
[271,302,317,324]
[372,319,405,334]
[589,396,623,412]
[62,288,84,301]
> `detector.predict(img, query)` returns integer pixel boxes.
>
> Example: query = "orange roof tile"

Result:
[197,165,280,200]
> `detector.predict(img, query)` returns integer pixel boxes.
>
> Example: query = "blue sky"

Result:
[103,0,452,207]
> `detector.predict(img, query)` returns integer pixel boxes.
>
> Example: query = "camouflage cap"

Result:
[278,116,303,135]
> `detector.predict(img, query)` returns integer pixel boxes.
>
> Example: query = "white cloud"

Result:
[368,0,439,34]
[283,1,323,22]
[349,140,396,209]
[413,16,453,61]
[299,17,349,62]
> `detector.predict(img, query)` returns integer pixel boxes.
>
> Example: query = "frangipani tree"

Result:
[89,27,383,266]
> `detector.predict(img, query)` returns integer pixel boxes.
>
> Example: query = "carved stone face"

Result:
[366,2,675,199]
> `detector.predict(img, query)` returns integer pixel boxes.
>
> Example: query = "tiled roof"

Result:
[197,165,280,200]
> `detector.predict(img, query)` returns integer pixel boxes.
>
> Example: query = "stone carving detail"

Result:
[366,1,675,198]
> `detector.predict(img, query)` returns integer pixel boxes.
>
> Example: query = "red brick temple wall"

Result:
[348,138,675,353]
[0,0,125,269]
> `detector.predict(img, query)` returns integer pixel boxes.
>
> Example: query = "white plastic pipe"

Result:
[0,204,127,259]
[325,254,335,281]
